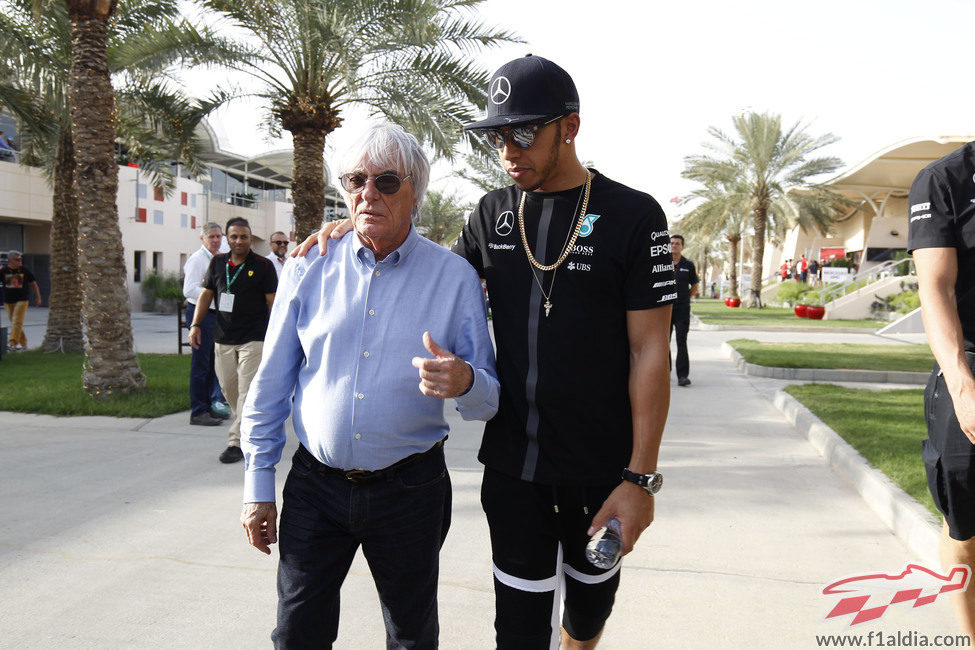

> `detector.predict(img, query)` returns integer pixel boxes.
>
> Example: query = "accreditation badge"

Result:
[218,292,235,313]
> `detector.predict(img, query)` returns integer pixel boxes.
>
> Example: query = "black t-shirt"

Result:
[908,141,975,350]
[202,250,277,344]
[0,265,35,303]
[453,170,675,485]
[674,256,698,306]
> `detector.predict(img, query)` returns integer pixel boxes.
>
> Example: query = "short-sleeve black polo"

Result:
[908,141,975,350]
[453,170,675,485]
[674,257,698,306]
[203,250,277,345]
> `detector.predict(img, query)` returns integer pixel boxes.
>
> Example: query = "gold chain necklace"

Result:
[518,170,592,317]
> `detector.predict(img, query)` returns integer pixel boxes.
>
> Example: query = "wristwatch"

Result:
[621,468,663,495]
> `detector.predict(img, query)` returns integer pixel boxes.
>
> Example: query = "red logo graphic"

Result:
[822,564,969,626]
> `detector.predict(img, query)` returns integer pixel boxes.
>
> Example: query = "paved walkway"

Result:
[1,310,961,648]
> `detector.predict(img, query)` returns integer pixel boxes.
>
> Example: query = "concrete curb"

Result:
[697,321,882,334]
[721,341,928,385]
[772,389,940,566]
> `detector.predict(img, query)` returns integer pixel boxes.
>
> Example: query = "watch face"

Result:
[646,472,663,494]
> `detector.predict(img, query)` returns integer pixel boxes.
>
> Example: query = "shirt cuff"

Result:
[455,362,488,408]
[244,467,277,503]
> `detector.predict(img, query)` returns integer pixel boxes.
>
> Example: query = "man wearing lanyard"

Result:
[190,217,277,464]
[182,222,231,426]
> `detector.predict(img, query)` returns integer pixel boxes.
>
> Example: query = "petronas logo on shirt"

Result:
[579,214,600,238]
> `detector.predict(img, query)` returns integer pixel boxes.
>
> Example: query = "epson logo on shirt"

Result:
[910,213,932,223]
[652,263,674,273]
[651,230,670,240]
[488,243,517,250]
[650,243,671,257]
[659,292,678,302]
[911,202,931,214]
[653,279,676,288]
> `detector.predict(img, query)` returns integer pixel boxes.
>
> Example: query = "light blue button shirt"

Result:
[241,226,499,503]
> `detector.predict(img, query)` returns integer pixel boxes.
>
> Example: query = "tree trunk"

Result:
[727,234,740,300]
[746,205,767,308]
[68,8,145,395]
[42,125,85,353]
[290,127,326,241]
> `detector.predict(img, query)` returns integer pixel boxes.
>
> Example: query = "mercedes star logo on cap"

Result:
[490,77,511,105]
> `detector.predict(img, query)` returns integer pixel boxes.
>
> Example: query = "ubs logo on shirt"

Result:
[495,211,514,237]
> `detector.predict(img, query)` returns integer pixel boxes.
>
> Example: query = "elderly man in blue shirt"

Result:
[239,123,499,649]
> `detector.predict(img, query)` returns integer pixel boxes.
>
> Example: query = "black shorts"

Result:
[480,467,621,649]
[923,358,975,541]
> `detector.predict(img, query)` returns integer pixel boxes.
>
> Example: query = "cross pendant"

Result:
[544,300,552,317]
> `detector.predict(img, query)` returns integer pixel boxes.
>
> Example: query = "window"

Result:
[136,208,147,223]
[180,213,188,228]
[137,183,147,200]
[191,216,196,230]
[180,191,188,206]
[153,186,164,201]
[133,250,145,282]
[153,210,164,225]
[190,194,197,208]
[152,252,162,273]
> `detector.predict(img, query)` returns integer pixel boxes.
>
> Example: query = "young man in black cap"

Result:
[669,234,698,386]
[300,55,673,648]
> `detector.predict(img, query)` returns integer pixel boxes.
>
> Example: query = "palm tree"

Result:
[678,182,748,301]
[418,189,468,246]
[4,0,228,379]
[457,150,511,194]
[682,112,847,307]
[204,0,517,240]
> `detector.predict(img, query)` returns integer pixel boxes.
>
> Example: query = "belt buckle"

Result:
[344,469,373,482]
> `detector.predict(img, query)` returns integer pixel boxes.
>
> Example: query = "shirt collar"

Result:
[352,224,419,267]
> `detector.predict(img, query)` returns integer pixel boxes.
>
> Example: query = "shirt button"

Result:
[357,393,364,399]
[363,351,370,358]
[374,270,381,277]
[369,309,375,316]
[354,433,361,440]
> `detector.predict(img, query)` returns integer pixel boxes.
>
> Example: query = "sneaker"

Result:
[678,377,692,387]
[211,400,231,416]
[209,408,231,421]
[190,412,224,426]
[219,445,244,464]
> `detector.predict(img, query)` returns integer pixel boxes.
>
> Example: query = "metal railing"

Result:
[813,257,915,306]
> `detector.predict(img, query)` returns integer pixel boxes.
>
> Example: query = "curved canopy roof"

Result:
[829,136,974,195]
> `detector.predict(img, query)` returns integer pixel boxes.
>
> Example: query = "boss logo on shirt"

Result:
[571,244,594,256]
[495,211,514,237]
[659,292,678,302]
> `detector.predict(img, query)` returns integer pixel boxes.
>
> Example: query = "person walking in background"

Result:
[189,217,276,464]
[910,140,975,644]
[1,251,42,351]
[799,254,809,283]
[240,124,498,647]
[265,231,289,278]
[670,234,698,387]
[182,222,231,426]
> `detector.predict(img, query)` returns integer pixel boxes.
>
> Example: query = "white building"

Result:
[0,118,347,311]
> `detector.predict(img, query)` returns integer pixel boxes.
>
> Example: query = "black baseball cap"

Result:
[464,54,579,131]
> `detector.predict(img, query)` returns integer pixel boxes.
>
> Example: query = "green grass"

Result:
[785,384,935,517]
[0,350,190,417]
[728,339,934,372]
[692,299,885,328]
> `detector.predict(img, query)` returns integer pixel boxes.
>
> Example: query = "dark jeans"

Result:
[273,443,452,650]
[670,304,690,380]
[186,304,224,416]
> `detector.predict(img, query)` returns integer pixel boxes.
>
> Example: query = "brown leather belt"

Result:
[295,438,445,483]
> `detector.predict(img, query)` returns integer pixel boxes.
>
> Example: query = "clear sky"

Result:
[190,0,975,219]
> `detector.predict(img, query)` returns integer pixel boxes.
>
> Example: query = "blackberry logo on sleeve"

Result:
[495,211,514,237]
[579,214,600,237]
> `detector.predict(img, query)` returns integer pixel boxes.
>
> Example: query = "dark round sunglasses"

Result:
[482,115,564,150]
[340,172,412,195]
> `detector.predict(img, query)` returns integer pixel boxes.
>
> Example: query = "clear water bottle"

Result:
[586,517,622,569]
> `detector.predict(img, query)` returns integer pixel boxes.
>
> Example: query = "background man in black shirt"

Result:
[669,234,698,387]
[190,217,276,464]
[909,140,975,642]
[1,250,42,351]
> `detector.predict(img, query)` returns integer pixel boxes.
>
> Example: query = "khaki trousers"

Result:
[214,340,264,447]
[5,301,28,347]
